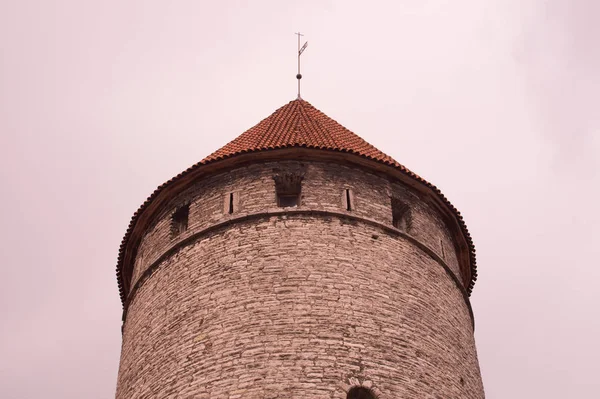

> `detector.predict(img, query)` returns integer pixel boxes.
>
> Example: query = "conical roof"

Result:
[203,99,402,169]
[116,99,477,308]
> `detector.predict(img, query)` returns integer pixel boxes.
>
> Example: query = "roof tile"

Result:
[202,99,401,169]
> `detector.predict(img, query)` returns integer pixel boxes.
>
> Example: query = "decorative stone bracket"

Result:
[273,172,304,195]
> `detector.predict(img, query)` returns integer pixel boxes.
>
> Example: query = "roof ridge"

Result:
[296,100,337,148]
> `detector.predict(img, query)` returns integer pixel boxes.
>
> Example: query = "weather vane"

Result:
[295,32,308,99]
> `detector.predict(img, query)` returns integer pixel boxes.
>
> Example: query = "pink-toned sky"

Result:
[1,1,599,398]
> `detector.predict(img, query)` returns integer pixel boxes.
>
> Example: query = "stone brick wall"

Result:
[131,162,463,288]
[117,160,483,398]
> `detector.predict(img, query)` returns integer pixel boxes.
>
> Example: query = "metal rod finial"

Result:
[295,32,308,99]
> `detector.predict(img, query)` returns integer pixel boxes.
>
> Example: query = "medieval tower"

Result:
[115,99,484,398]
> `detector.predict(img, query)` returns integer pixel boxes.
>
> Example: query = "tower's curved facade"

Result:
[115,99,484,398]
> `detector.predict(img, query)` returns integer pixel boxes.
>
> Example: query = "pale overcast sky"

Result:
[1,1,599,398]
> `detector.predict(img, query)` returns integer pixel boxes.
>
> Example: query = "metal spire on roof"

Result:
[295,32,308,99]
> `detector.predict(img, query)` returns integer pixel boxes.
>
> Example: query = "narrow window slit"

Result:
[440,238,446,260]
[346,188,352,211]
[228,192,234,214]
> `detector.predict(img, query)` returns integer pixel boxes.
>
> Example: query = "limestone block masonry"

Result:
[116,160,485,398]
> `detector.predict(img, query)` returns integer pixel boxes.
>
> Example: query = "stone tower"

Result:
[115,99,484,398]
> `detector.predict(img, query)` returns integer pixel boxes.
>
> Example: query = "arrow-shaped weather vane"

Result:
[295,32,308,99]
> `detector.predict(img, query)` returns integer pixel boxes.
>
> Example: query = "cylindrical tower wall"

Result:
[116,160,483,398]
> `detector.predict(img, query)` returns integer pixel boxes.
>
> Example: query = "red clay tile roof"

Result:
[116,99,477,307]
[203,99,400,167]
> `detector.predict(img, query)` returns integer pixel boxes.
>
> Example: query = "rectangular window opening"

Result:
[278,194,299,208]
[171,204,189,236]
[392,198,411,232]
[274,173,303,208]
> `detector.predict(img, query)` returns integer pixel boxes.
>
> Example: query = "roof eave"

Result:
[116,146,477,308]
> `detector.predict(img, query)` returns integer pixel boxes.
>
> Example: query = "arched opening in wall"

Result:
[347,387,377,399]
[391,197,412,233]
